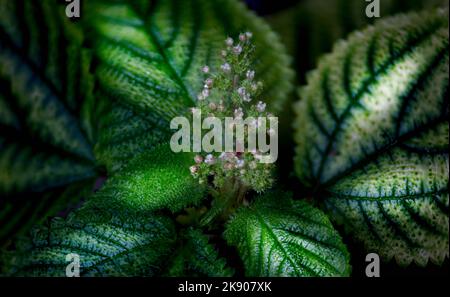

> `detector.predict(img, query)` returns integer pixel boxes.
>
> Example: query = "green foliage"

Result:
[268,0,449,84]
[4,211,176,276]
[79,144,206,218]
[0,0,300,277]
[164,228,234,277]
[0,0,97,245]
[91,95,172,173]
[82,0,295,173]
[84,0,294,121]
[2,0,447,278]
[294,9,449,266]
[225,192,351,276]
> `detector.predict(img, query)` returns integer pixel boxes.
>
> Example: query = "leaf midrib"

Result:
[314,20,445,185]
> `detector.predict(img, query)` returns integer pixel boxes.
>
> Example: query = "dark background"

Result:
[245,0,303,15]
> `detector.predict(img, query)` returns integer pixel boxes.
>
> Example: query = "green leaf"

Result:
[224,192,351,277]
[79,143,206,218]
[0,0,97,245]
[92,94,172,173]
[294,9,449,266]
[164,228,234,277]
[4,210,176,276]
[0,179,95,249]
[85,0,294,121]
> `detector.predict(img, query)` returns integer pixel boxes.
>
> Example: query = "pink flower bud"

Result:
[194,155,203,164]
[190,165,199,174]
[208,102,217,110]
[221,63,231,73]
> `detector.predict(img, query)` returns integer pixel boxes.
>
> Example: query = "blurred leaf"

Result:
[0,0,97,245]
[78,143,206,220]
[267,0,449,83]
[164,228,234,277]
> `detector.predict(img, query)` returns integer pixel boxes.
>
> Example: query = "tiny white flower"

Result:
[256,101,266,112]
[202,88,210,98]
[221,63,231,73]
[227,152,236,160]
[243,93,252,102]
[208,102,217,110]
[225,37,233,46]
[237,87,246,96]
[194,155,203,164]
[233,45,242,55]
[236,159,245,168]
[221,50,227,58]
[190,165,199,174]
[246,70,255,81]
[197,93,204,101]
[234,108,244,118]
[250,83,258,91]
[245,32,253,39]
[202,65,210,73]
[240,169,246,175]
[224,162,234,170]
[205,154,216,165]
[205,78,214,88]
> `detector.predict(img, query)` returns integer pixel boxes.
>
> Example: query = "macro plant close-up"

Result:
[0,0,448,279]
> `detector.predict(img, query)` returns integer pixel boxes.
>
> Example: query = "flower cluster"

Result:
[189,32,275,193]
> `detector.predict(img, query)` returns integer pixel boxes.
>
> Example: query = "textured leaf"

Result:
[78,143,206,219]
[164,228,234,277]
[225,192,350,276]
[91,94,172,173]
[4,211,176,276]
[85,0,294,122]
[0,179,95,249]
[294,9,449,266]
[0,0,97,245]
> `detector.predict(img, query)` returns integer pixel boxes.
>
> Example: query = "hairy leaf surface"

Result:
[78,144,206,218]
